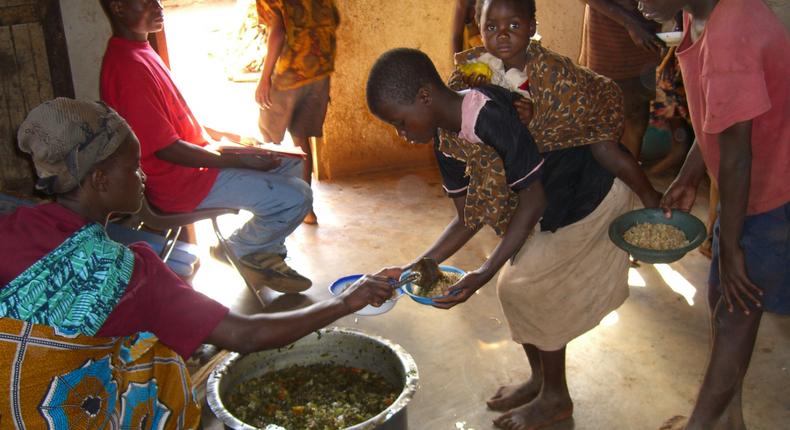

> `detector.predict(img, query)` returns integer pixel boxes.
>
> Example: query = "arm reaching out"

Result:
[205,267,400,353]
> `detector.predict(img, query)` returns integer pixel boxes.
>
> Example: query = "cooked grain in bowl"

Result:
[623,223,689,250]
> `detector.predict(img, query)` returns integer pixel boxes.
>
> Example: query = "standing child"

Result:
[451,0,661,210]
[579,0,663,160]
[99,0,313,293]
[639,0,790,429]
[367,48,634,430]
[451,0,484,55]
[256,0,340,225]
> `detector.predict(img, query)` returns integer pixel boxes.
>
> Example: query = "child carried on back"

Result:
[450,0,660,209]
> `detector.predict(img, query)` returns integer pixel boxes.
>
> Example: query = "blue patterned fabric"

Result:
[0,223,134,336]
[39,355,118,429]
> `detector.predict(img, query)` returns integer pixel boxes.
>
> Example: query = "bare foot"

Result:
[303,210,318,225]
[659,415,687,430]
[487,379,542,411]
[493,393,573,430]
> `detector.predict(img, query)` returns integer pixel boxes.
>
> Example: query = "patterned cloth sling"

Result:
[0,225,200,429]
[443,42,624,235]
[0,223,133,336]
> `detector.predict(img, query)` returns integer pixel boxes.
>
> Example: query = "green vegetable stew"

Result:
[226,364,400,429]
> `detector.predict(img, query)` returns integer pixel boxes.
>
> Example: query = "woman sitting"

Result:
[0,98,395,429]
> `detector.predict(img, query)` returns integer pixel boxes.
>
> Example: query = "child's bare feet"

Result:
[493,393,573,430]
[487,379,542,411]
[659,415,687,430]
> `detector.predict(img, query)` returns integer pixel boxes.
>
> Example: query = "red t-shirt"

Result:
[677,0,790,215]
[100,37,219,213]
[0,203,229,359]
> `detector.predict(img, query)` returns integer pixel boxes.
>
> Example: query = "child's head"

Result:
[366,48,448,144]
[18,98,146,214]
[476,0,537,69]
[637,0,688,23]
[100,0,165,38]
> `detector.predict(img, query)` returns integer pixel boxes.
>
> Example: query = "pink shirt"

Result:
[100,37,219,213]
[676,0,790,215]
[0,204,229,359]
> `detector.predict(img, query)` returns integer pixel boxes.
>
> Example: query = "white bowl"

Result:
[657,31,683,46]
[328,274,402,316]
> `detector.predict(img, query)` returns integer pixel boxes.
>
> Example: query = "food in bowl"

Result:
[413,270,463,298]
[623,223,689,250]
[225,363,400,429]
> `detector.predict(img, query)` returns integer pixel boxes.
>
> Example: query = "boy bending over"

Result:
[367,48,634,430]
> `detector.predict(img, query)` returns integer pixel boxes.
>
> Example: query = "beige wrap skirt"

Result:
[496,179,634,351]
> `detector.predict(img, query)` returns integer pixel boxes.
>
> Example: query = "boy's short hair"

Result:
[366,48,445,115]
[475,0,537,24]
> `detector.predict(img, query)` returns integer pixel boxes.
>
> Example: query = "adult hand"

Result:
[461,73,490,88]
[256,77,273,110]
[660,180,697,218]
[341,267,402,311]
[432,271,487,309]
[237,153,282,171]
[626,22,665,56]
[514,97,534,126]
[719,247,762,314]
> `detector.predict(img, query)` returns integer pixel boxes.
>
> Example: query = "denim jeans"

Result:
[196,158,311,257]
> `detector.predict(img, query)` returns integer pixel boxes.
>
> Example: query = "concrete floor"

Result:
[192,168,790,430]
[161,4,789,428]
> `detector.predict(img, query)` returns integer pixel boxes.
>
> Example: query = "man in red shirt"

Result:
[640,0,790,428]
[99,0,312,293]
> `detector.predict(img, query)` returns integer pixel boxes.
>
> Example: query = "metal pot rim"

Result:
[206,327,419,430]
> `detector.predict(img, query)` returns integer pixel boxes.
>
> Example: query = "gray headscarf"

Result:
[17,98,134,194]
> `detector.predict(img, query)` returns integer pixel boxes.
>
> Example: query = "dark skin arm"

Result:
[433,182,547,308]
[451,0,469,55]
[155,139,281,171]
[716,120,761,313]
[590,141,661,208]
[407,195,480,269]
[660,123,761,314]
[256,7,285,109]
[583,0,664,55]
[204,268,399,353]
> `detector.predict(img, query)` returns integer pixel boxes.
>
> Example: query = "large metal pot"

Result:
[206,327,419,430]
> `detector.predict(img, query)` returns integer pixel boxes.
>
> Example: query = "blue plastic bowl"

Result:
[400,265,466,306]
[608,208,707,264]
[328,274,404,316]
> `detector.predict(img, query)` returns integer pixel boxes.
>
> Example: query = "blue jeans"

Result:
[196,158,311,257]
[710,201,790,315]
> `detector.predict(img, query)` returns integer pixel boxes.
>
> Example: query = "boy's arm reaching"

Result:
[582,0,664,55]
[434,182,547,309]
[409,195,480,269]
[590,141,661,208]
